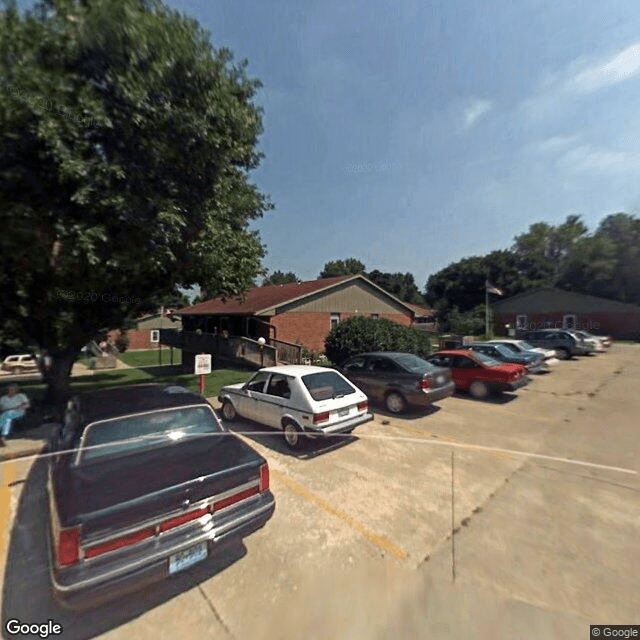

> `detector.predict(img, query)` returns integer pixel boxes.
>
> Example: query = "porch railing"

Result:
[270,338,302,364]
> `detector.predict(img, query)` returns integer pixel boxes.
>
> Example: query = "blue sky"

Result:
[19,0,640,287]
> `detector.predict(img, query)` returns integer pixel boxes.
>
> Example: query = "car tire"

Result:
[221,400,237,422]
[385,391,407,414]
[283,421,305,450]
[556,347,571,360]
[469,380,490,399]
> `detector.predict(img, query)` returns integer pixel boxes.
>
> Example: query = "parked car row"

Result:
[45,328,610,611]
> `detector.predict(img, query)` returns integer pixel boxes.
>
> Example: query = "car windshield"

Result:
[472,351,502,367]
[302,371,356,401]
[516,341,536,351]
[80,406,223,463]
[492,344,517,358]
[392,353,438,373]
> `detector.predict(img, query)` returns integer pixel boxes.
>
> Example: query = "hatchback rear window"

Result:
[302,371,356,401]
[80,406,223,463]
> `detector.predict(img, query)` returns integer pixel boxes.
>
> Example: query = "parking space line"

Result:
[0,460,15,566]
[270,469,409,561]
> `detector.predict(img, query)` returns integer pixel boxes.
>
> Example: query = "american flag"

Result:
[485,280,503,296]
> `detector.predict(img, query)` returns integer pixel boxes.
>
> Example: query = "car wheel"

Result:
[385,391,407,414]
[221,400,237,422]
[283,421,305,450]
[556,347,570,360]
[469,380,490,399]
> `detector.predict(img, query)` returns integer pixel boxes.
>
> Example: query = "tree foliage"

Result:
[0,0,271,405]
[262,270,299,286]
[324,316,431,365]
[319,258,365,278]
[367,270,426,305]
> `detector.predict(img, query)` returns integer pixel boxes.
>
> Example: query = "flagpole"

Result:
[485,286,489,337]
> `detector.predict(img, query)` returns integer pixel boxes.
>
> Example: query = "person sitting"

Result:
[0,384,30,446]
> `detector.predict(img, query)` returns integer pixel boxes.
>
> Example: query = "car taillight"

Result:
[85,526,156,559]
[356,401,368,412]
[313,412,330,424]
[57,527,80,567]
[213,486,259,511]
[159,508,210,533]
[259,463,269,492]
[419,378,431,390]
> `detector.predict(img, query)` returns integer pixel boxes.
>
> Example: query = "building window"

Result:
[516,315,528,330]
[371,314,379,320]
[330,313,340,329]
[563,314,577,330]
[150,330,159,343]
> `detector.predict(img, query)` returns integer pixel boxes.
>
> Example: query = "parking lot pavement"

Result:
[1,344,638,640]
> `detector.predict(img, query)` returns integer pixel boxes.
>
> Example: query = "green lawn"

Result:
[17,366,251,406]
[117,348,182,367]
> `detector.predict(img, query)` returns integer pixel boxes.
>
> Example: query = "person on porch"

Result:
[0,384,30,446]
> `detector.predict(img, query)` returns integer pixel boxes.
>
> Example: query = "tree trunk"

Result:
[41,347,79,419]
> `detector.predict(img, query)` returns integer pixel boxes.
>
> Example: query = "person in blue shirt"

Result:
[0,384,30,446]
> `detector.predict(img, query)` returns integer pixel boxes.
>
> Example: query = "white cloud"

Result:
[463,98,492,131]
[535,134,582,154]
[570,43,640,94]
[523,42,640,120]
[557,144,640,177]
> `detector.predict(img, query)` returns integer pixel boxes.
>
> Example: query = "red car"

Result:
[425,349,529,399]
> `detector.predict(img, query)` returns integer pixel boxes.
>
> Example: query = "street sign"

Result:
[194,354,212,375]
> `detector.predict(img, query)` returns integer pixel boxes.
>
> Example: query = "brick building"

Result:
[175,274,416,352]
[492,288,640,340]
[109,310,182,351]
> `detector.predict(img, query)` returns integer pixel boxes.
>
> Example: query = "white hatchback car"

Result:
[218,365,373,450]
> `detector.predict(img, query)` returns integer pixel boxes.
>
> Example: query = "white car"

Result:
[218,365,373,450]
[572,331,607,352]
[488,339,559,365]
[1,354,38,374]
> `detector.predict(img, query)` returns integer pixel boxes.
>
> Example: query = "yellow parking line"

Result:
[0,461,16,563]
[271,469,409,561]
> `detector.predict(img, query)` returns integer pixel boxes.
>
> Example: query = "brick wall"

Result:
[271,311,413,352]
[494,311,640,339]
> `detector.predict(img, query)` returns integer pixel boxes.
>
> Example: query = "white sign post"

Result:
[195,353,212,394]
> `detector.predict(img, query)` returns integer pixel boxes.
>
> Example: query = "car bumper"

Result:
[50,492,275,610]
[306,411,374,436]
[502,376,530,391]
[525,362,548,374]
[406,380,456,406]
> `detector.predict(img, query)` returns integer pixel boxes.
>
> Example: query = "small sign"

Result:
[194,354,212,375]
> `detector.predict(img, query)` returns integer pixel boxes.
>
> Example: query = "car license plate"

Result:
[337,408,350,417]
[169,542,208,575]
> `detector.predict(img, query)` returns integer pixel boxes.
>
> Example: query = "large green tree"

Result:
[319,258,365,279]
[0,0,271,406]
[367,270,426,305]
[262,270,299,286]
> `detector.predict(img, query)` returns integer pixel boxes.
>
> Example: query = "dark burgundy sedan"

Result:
[47,384,275,610]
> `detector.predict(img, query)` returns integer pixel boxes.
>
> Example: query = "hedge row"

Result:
[324,316,432,365]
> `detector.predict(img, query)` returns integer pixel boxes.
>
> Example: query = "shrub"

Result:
[324,316,431,365]
[114,331,130,353]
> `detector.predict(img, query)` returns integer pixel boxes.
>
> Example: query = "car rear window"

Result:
[472,351,502,367]
[301,371,356,401]
[393,353,439,373]
[80,406,223,463]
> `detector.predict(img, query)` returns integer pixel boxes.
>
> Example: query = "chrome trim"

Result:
[51,498,275,594]
[74,403,222,466]
[82,479,260,550]
[77,460,259,528]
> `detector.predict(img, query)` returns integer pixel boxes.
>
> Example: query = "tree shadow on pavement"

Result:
[1,457,247,640]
